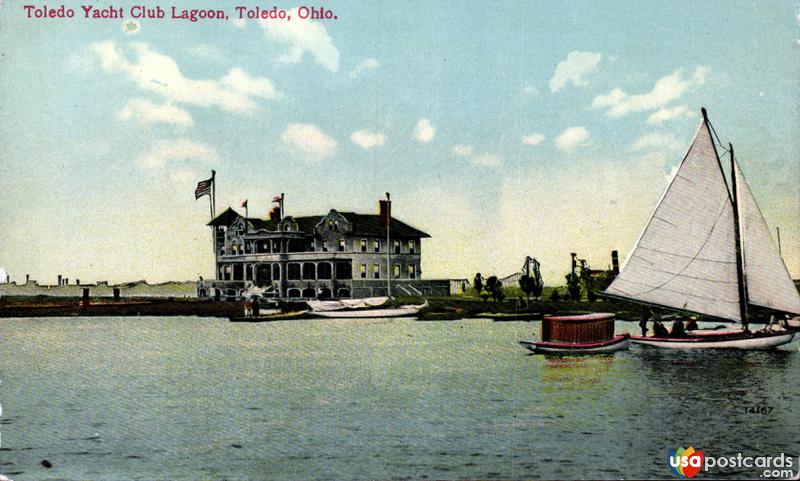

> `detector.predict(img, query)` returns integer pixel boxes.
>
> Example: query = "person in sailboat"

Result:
[652,313,669,338]
[685,317,699,332]
[638,309,650,336]
[670,320,686,338]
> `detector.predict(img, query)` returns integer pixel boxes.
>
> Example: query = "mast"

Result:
[728,142,749,329]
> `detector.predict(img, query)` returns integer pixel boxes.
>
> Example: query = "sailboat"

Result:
[602,108,799,349]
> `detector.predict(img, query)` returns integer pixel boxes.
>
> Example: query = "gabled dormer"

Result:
[279,216,300,232]
[314,209,353,236]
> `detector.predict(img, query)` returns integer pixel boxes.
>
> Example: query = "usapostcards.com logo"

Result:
[669,446,705,478]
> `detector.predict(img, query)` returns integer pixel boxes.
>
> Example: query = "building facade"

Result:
[198,207,449,299]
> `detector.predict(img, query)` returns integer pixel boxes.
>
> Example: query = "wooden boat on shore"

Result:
[602,109,800,350]
[306,297,428,319]
[519,313,630,354]
[308,302,427,318]
[229,310,309,322]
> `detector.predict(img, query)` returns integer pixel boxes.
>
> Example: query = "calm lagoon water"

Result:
[0,316,798,480]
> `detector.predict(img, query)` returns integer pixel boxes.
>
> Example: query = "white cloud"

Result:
[118,99,194,127]
[471,153,502,167]
[281,123,337,161]
[451,145,501,167]
[258,8,339,71]
[549,51,602,92]
[350,129,385,149]
[647,104,696,124]
[231,17,246,28]
[413,118,436,143]
[349,58,379,79]
[522,84,540,96]
[186,44,226,63]
[522,133,545,146]
[592,67,708,118]
[136,138,218,170]
[452,144,474,157]
[91,41,279,113]
[629,132,683,152]
[555,127,590,153]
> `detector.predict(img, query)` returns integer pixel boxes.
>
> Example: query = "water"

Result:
[0,317,797,480]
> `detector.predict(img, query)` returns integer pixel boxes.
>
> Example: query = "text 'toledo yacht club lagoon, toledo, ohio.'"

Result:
[1,1,799,480]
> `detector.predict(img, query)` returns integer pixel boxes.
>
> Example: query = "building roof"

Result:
[208,208,430,238]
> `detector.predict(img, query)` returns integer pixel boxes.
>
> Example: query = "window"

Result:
[393,264,401,278]
[372,264,380,279]
[393,240,401,254]
[359,264,367,279]
[321,240,329,252]
[408,240,416,254]
[336,261,352,280]
[272,263,281,281]
[288,263,301,280]
[318,262,332,280]
[302,263,316,280]
[373,240,380,252]
[408,264,417,279]
[360,239,367,252]
[338,239,346,252]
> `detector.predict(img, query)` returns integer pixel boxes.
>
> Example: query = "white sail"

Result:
[735,161,800,314]
[605,121,743,321]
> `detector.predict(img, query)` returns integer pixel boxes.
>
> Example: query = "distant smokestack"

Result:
[611,250,620,274]
[25,274,29,284]
[58,275,62,286]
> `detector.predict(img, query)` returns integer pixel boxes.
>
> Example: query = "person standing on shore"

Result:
[244,298,253,317]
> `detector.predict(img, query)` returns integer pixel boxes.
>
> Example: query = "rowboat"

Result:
[519,334,630,354]
[519,313,630,354]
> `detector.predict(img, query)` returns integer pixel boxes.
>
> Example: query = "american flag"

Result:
[195,176,213,199]
[272,195,281,203]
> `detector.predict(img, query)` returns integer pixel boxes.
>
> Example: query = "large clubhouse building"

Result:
[198,206,449,299]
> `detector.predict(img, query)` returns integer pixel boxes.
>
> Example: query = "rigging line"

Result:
[636,245,736,263]
[627,256,739,283]
[609,281,740,303]
[623,195,733,297]
[708,119,727,151]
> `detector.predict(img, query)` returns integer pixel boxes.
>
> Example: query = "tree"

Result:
[486,276,505,302]
[519,256,544,303]
[566,272,581,301]
[549,288,560,302]
[473,273,484,297]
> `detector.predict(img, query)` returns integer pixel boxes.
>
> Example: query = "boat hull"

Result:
[519,333,630,354]
[308,306,422,318]
[631,331,796,349]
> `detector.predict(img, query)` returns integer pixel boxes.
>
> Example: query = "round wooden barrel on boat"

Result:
[541,313,615,344]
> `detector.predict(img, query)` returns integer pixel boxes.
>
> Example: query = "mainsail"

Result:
[735,161,800,315]
[604,120,743,321]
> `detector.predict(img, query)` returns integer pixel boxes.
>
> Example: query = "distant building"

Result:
[198,207,450,299]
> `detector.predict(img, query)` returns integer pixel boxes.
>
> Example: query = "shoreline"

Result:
[0,295,648,321]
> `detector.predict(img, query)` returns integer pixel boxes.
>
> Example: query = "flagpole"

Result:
[211,170,216,218]
[280,193,285,218]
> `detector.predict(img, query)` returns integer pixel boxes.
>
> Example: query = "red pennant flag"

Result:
[241,199,248,208]
[272,195,281,203]
[379,200,391,227]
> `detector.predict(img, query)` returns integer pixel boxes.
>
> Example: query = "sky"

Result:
[0,0,798,286]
